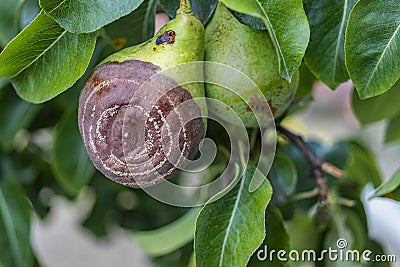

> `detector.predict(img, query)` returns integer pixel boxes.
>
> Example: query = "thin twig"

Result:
[277,125,333,208]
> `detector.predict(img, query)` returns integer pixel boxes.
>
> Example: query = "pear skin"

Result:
[205,3,298,127]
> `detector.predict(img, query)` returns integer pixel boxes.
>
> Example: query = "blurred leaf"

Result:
[133,208,200,257]
[39,0,145,33]
[268,153,298,204]
[370,168,400,201]
[0,87,40,152]
[302,0,314,13]
[385,114,400,144]
[352,80,400,124]
[195,167,273,267]
[229,11,266,30]
[0,12,97,103]
[323,206,367,267]
[0,79,8,91]
[102,0,156,53]
[219,0,310,81]
[325,141,382,188]
[345,0,400,99]
[0,180,33,267]
[0,0,21,46]
[285,211,320,252]
[248,205,290,267]
[187,253,196,267]
[305,0,356,89]
[365,240,391,267]
[297,62,316,98]
[159,0,217,25]
[20,0,40,29]
[52,108,95,196]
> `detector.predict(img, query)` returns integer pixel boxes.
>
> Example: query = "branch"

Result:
[277,125,340,209]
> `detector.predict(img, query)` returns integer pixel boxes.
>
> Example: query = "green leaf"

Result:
[39,0,145,33]
[345,0,400,99]
[268,154,298,204]
[195,167,273,267]
[324,206,367,267]
[248,205,290,267]
[0,0,22,46]
[220,0,310,81]
[370,168,400,201]
[0,11,96,103]
[0,79,9,92]
[0,87,40,152]
[352,79,400,124]
[133,208,200,257]
[159,0,217,25]
[285,211,320,252]
[385,114,400,143]
[297,62,316,98]
[0,180,33,267]
[305,0,356,89]
[52,107,95,196]
[230,11,266,30]
[102,0,156,52]
[0,11,65,78]
[325,141,382,188]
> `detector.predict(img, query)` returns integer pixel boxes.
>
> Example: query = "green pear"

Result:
[78,0,206,188]
[205,2,298,128]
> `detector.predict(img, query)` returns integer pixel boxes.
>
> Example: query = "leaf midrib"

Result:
[364,23,400,90]
[332,0,348,83]
[255,0,290,80]
[218,176,246,266]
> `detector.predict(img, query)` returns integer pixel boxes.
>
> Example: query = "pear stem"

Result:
[177,0,192,15]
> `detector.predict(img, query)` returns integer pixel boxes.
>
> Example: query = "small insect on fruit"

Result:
[156,30,176,45]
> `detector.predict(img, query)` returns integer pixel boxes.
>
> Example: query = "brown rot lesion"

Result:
[156,30,176,45]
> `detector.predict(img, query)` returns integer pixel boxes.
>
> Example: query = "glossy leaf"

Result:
[345,0,400,99]
[0,87,40,152]
[159,0,217,25]
[268,154,298,204]
[133,208,200,256]
[0,180,33,267]
[220,0,310,81]
[371,168,400,201]
[195,167,273,267]
[0,11,96,103]
[305,0,356,89]
[385,114,400,143]
[0,11,65,78]
[102,0,156,52]
[52,108,95,196]
[230,11,266,30]
[352,80,400,124]
[39,0,145,33]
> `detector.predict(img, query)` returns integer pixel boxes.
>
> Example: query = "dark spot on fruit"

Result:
[112,38,127,50]
[267,100,277,115]
[156,30,176,45]
[278,85,283,90]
